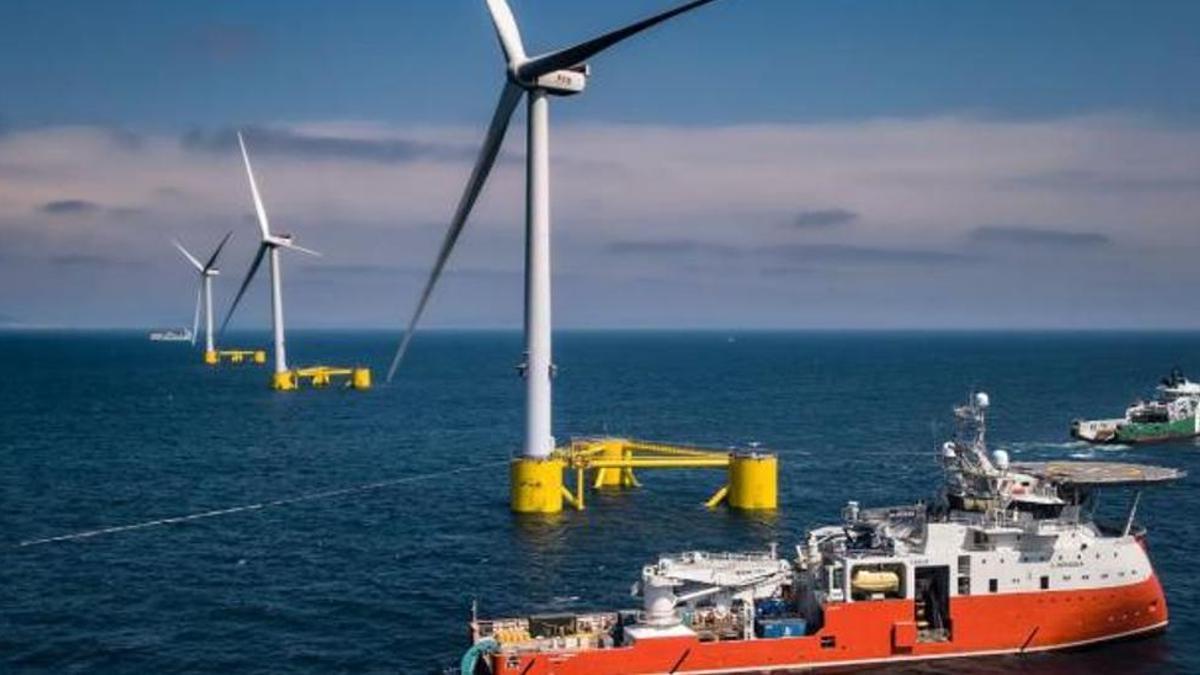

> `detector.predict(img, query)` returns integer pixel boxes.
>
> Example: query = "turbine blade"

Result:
[237,131,272,241]
[220,243,267,335]
[172,239,204,272]
[484,0,526,64]
[191,282,202,346]
[518,0,719,80]
[203,230,234,272]
[387,81,523,382]
[280,241,321,257]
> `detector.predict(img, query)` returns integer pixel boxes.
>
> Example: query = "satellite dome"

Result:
[975,392,990,409]
[992,449,1010,471]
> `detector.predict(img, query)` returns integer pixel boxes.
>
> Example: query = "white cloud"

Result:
[1,114,1198,328]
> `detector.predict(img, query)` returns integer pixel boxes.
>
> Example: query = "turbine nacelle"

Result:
[518,64,590,96]
[535,66,589,96]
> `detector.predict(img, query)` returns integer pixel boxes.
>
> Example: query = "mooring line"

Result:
[15,459,511,549]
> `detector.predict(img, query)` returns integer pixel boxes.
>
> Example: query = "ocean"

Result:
[2,330,1198,674]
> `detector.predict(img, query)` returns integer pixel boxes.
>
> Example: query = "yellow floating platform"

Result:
[207,349,267,365]
[510,437,778,513]
[271,366,372,391]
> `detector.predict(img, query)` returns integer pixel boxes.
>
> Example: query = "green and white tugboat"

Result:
[1072,368,1200,444]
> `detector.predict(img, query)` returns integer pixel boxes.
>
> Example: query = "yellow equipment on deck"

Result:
[509,437,778,513]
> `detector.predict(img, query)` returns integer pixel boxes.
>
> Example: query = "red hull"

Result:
[489,576,1167,674]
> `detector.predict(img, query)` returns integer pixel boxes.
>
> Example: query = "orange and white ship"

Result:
[461,392,1183,674]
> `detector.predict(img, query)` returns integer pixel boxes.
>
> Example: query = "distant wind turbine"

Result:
[222,131,320,385]
[172,231,233,359]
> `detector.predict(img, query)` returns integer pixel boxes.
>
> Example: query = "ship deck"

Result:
[1011,461,1184,486]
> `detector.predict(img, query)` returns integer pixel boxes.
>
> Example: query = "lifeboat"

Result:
[851,569,900,594]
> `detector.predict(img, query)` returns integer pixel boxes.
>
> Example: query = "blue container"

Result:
[756,618,807,638]
[754,598,788,618]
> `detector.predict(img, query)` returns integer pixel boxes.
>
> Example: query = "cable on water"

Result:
[15,459,512,549]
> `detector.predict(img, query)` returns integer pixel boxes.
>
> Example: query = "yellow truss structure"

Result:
[205,349,267,365]
[270,366,373,390]
[529,437,777,512]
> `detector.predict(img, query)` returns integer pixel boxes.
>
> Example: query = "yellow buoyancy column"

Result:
[593,438,637,488]
[352,368,372,390]
[272,370,298,391]
[254,350,267,364]
[204,350,219,365]
[727,452,778,510]
[511,457,565,513]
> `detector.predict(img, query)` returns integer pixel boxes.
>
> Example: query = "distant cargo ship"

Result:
[461,393,1181,674]
[1072,368,1200,444]
[148,328,193,342]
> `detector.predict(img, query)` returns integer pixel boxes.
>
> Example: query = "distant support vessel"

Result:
[461,393,1183,674]
[148,328,193,342]
[1073,368,1200,444]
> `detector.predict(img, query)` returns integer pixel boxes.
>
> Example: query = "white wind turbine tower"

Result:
[173,232,233,362]
[223,131,320,389]
[388,0,721,511]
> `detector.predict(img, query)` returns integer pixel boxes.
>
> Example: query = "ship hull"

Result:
[486,576,1167,675]
[1072,416,1199,445]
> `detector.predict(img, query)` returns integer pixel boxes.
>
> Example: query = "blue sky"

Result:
[5,0,1199,128]
[2,1,1200,329]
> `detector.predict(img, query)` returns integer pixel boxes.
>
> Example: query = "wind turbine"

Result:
[222,131,320,390]
[388,0,721,511]
[173,232,233,363]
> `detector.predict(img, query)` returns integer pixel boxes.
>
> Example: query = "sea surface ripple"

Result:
[2,331,1198,674]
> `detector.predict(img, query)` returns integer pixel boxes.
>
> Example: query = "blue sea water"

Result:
[2,330,1199,674]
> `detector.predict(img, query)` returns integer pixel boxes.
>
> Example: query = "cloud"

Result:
[36,199,147,221]
[302,263,401,277]
[3,115,1200,328]
[299,262,518,281]
[180,126,479,164]
[765,243,976,265]
[1007,169,1200,193]
[40,199,100,215]
[603,237,972,271]
[759,266,815,277]
[970,225,1111,247]
[605,239,740,257]
[47,254,142,268]
[789,209,858,229]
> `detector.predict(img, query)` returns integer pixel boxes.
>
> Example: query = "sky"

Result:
[1,0,1199,329]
